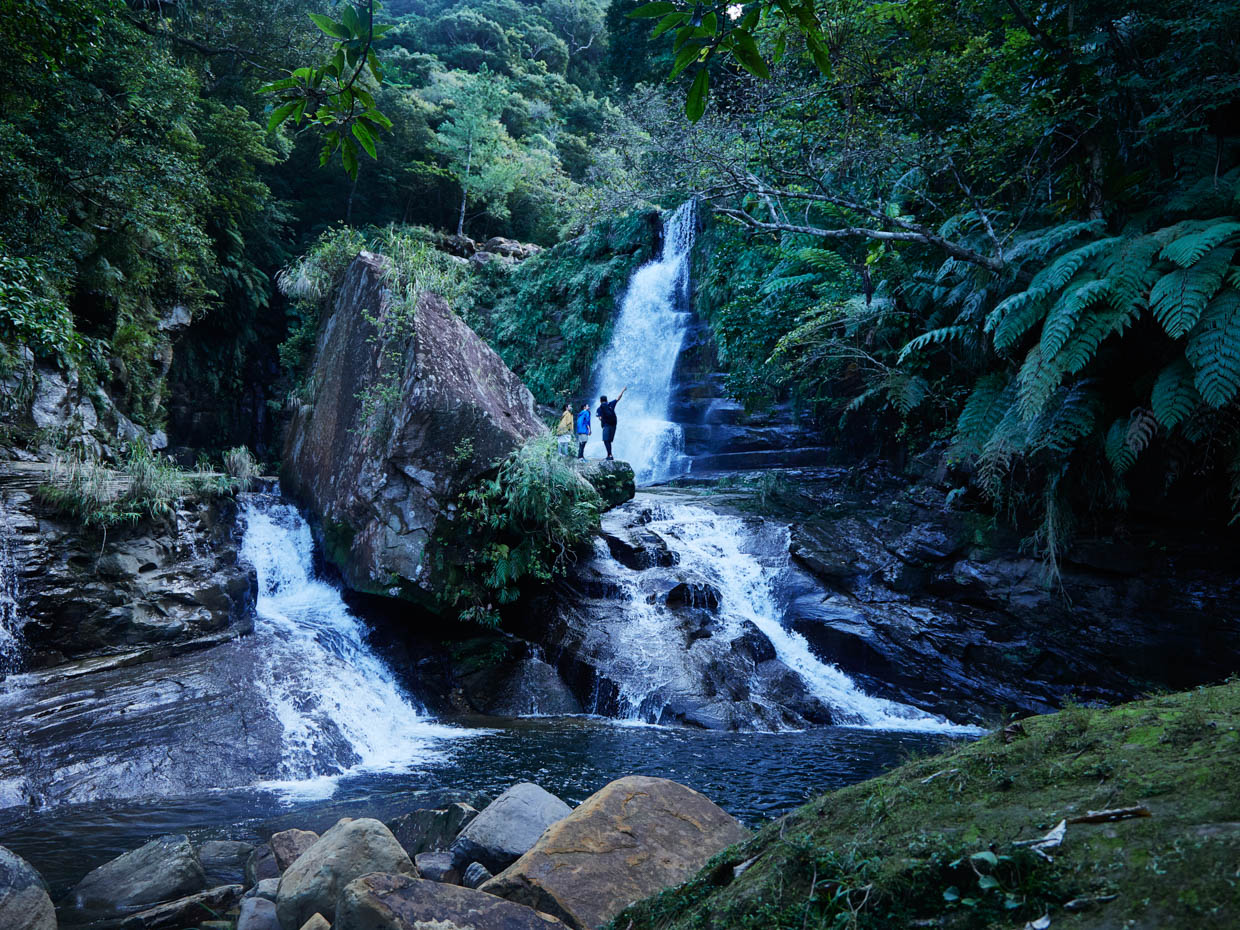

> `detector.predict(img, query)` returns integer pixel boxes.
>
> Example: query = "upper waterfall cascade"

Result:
[590,200,697,485]
[239,495,463,792]
[0,512,20,676]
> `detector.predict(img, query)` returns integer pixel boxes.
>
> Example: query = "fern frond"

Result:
[1186,288,1240,407]
[760,272,820,296]
[1055,299,1140,375]
[1150,246,1235,338]
[1160,220,1240,268]
[898,325,969,364]
[1102,233,1163,313]
[954,373,1015,456]
[1016,343,1067,420]
[1028,237,1118,294]
[885,372,930,415]
[990,290,1050,353]
[1039,277,1110,358]
[1126,408,1159,456]
[1150,358,1201,429]
[1105,418,1137,474]
[1028,385,1100,456]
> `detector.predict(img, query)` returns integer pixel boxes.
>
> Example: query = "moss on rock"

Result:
[613,682,1240,930]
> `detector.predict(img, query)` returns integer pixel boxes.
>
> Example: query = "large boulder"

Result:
[0,845,55,930]
[197,839,254,886]
[282,252,545,599]
[449,783,572,873]
[68,834,206,917]
[481,776,749,930]
[276,817,413,929]
[336,873,567,930]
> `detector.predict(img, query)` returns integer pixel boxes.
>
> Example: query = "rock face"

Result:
[449,783,572,873]
[198,839,254,886]
[387,802,477,858]
[777,468,1240,720]
[577,459,635,510]
[0,845,55,930]
[276,817,413,929]
[237,895,281,930]
[481,776,748,930]
[68,834,206,917]
[0,463,255,671]
[336,873,567,930]
[282,252,545,599]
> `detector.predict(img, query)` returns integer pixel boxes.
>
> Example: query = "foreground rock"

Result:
[269,828,318,872]
[116,883,242,930]
[276,817,413,929]
[68,834,205,917]
[0,845,55,930]
[482,776,748,930]
[282,252,545,600]
[237,896,280,930]
[387,802,477,858]
[450,783,572,873]
[337,873,567,930]
[197,840,253,886]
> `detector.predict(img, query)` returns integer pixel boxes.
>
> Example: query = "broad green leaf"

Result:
[686,68,709,121]
[351,121,378,159]
[340,3,363,36]
[970,850,999,867]
[341,137,359,178]
[266,100,299,133]
[669,40,705,79]
[731,29,770,79]
[307,12,349,39]
[652,12,687,38]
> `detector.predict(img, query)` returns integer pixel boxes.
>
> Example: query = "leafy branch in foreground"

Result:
[628,0,829,120]
[262,0,393,179]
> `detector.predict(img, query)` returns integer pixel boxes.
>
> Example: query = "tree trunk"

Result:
[456,138,473,238]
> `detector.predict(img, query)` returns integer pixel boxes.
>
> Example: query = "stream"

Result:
[0,201,980,895]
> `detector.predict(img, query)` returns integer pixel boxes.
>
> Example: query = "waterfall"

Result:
[0,511,20,677]
[581,499,978,734]
[240,495,463,794]
[589,200,697,484]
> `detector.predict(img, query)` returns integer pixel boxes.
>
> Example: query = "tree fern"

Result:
[1016,343,1068,420]
[1027,385,1100,456]
[1185,289,1240,407]
[1105,418,1137,474]
[884,372,929,415]
[1160,220,1240,268]
[1150,358,1200,428]
[1149,245,1234,338]
[1027,237,1118,295]
[990,290,1050,353]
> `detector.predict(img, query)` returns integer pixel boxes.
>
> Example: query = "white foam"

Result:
[240,498,469,796]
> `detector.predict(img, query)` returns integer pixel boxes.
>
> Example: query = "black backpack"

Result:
[597,401,617,426]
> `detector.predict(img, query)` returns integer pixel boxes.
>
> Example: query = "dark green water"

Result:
[0,715,966,898]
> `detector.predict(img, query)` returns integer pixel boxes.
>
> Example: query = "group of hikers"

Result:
[556,386,627,460]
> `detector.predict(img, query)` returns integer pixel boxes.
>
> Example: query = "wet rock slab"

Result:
[337,873,568,930]
[449,783,572,874]
[0,844,56,930]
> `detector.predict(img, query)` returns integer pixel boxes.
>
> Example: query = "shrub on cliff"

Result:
[434,434,602,627]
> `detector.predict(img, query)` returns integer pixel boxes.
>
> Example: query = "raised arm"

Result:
[617,385,628,402]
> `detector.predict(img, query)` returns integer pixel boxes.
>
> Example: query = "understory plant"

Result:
[433,434,602,626]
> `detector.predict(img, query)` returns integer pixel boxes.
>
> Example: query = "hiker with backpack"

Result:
[596,386,627,461]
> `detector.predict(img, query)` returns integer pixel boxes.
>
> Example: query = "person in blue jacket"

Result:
[574,402,591,459]
[596,385,627,460]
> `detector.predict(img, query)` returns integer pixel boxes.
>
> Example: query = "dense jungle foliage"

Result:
[3,0,1240,565]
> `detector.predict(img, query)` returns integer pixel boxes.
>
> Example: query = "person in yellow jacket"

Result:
[555,402,575,455]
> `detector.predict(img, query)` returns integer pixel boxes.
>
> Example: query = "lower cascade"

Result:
[239,494,464,791]
[557,495,977,733]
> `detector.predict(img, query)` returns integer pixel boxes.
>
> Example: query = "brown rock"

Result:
[282,252,545,599]
[336,873,567,930]
[269,828,319,871]
[480,776,748,930]
[299,915,331,930]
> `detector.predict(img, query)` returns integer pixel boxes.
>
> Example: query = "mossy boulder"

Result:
[578,459,635,510]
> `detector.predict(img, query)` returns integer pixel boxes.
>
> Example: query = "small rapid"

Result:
[589,200,696,484]
[0,510,20,677]
[240,495,464,793]
[576,498,978,734]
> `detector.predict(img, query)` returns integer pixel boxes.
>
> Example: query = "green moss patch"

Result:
[614,683,1240,930]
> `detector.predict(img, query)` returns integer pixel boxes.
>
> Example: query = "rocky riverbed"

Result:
[0,775,748,930]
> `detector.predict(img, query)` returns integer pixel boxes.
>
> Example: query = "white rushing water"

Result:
[0,511,21,675]
[589,500,977,734]
[240,496,464,796]
[589,200,697,484]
